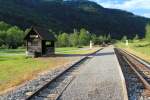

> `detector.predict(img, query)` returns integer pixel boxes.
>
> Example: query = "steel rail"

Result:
[116,48,150,90]
[123,56,150,90]
[118,48,150,69]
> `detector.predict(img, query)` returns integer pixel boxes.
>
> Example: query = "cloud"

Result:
[97,0,150,18]
[100,0,150,10]
[143,13,150,18]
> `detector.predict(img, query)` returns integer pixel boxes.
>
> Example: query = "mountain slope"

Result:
[0,0,149,39]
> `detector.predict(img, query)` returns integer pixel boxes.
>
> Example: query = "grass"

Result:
[56,47,99,54]
[0,48,25,56]
[0,46,100,93]
[0,55,76,93]
[56,47,79,52]
[115,40,150,62]
[0,47,87,55]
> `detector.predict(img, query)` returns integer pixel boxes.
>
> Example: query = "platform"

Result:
[59,46,128,100]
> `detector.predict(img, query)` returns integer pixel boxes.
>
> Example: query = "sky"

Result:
[90,0,150,18]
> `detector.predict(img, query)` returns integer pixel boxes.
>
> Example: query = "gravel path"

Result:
[59,46,126,100]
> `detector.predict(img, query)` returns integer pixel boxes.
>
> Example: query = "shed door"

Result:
[42,41,46,55]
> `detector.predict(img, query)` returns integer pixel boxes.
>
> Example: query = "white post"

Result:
[90,41,93,49]
[125,40,128,46]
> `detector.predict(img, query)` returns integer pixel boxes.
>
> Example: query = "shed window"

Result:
[30,35,38,38]
[46,41,51,46]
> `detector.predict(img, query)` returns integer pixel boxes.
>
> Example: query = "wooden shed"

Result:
[24,27,56,57]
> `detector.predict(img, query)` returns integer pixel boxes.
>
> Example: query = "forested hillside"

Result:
[0,0,149,39]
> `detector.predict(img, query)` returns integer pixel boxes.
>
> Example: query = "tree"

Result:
[145,23,150,42]
[0,21,11,31]
[6,26,25,48]
[99,35,104,44]
[57,33,69,47]
[61,33,69,47]
[57,34,62,47]
[70,30,79,47]
[0,31,7,46]
[79,28,90,46]
[0,21,11,47]
[91,34,98,44]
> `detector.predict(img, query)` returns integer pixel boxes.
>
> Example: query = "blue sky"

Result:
[90,0,150,18]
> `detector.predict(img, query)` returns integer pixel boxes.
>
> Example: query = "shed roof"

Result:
[24,26,56,41]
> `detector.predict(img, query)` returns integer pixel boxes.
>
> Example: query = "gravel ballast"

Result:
[115,49,150,100]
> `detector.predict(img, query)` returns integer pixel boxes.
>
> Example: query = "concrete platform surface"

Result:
[59,46,128,100]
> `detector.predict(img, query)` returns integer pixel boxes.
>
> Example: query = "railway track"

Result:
[115,48,150,99]
[26,49,102,100]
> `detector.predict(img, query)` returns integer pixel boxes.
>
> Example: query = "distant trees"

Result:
[0,21,25,49]
[6,27,24,48]
[56,28,112,47]
[0,21,113,49]
[56,28,89,47]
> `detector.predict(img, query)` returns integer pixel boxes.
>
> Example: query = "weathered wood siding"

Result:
[28,40,41,52]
